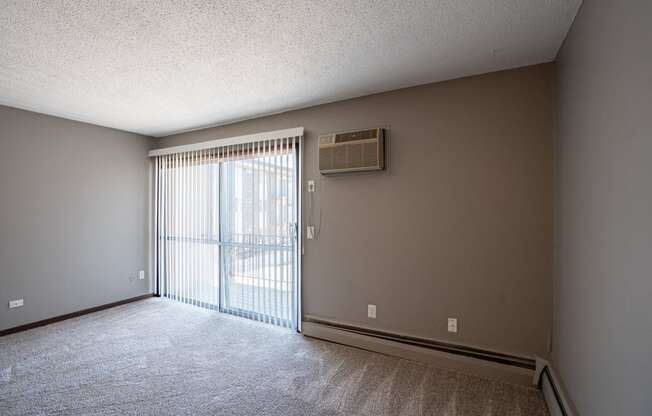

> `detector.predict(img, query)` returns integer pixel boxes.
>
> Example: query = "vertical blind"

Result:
[152,133,300,329]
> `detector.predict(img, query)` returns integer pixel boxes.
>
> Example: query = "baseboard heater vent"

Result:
[537,361,574,416]
[303,316,535,370]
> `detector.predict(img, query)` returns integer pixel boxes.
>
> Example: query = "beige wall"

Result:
[155,64,554,358]
[554,1,652,414]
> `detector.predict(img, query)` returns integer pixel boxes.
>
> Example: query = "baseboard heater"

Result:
[303,316,535,370]
[536,360,574,416]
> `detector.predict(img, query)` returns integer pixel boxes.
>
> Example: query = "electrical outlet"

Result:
[9,299,24,308]
[447,318,458,333]
[139,270,145,280]
[367,304,377,319]
[307,226,315,239]
[307,180,315,193]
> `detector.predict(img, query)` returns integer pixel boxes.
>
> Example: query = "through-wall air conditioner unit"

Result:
[318,127,385,174]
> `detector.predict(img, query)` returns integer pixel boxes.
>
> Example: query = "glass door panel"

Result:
[219,146,297,328]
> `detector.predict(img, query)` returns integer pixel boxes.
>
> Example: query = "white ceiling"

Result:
[0,1,581,137]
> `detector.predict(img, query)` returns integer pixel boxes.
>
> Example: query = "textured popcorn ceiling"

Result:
[0,1,581,137]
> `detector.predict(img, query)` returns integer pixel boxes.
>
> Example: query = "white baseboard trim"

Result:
[534,358,576,416]
[302,320,535,385]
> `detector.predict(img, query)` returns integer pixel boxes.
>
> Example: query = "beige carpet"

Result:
[0,298,548,415]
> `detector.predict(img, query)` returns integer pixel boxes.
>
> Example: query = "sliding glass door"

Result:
[154,136,300,329]
[219,143,297,326]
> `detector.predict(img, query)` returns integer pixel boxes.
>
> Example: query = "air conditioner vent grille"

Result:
[334,129,378,143]
[318,128,385,174]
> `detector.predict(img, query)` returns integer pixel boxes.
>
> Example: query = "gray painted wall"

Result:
[0,105,151,331]
[554,1,652,415]
[156,64,554,358]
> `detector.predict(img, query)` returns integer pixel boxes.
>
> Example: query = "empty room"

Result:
[1,1,650,415]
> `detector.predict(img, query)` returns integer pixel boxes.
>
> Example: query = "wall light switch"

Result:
[9,299,24,308]
[307,180,316,193]
[307,226,315,239]
[368,304,377,319]
[448,318,458,333]
[139,270,145,280]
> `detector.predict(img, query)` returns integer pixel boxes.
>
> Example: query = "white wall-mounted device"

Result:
[367,304,377,319]
[447,318,458,333]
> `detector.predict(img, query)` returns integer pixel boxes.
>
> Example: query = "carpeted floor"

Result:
[0,298,549,415]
